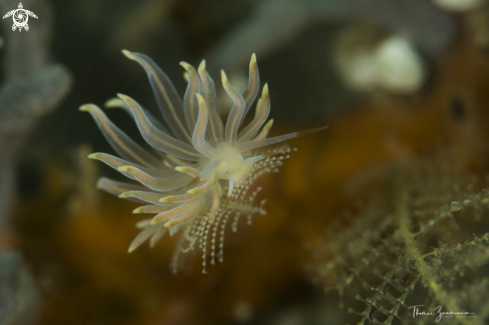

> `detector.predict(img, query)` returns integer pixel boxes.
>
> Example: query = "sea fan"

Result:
[81,50,325,272]
[309,155,489,324]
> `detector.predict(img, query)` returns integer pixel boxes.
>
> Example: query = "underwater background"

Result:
[1,0,489,324]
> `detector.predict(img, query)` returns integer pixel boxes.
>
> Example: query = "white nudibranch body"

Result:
[81,50,326,273]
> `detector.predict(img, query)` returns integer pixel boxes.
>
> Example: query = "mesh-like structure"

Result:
[310,155,489,325]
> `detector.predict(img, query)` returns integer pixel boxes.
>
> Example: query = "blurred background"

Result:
[1,0,489,324]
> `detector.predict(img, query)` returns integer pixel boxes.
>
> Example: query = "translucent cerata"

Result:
[81,50,326,273]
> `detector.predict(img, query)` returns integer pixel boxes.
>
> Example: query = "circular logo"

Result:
[2,3,38,32]
[13,9,28,28]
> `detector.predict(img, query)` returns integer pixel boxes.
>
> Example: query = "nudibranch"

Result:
[81,50,326,273]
